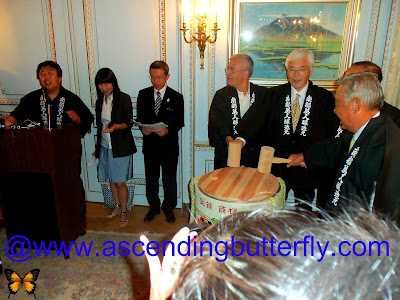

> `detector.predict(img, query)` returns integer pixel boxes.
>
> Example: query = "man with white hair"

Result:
[290,72,400,223]
[237,49,336,210]
[344,61,400,127]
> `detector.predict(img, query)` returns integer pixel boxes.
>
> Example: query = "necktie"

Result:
[348,136,356,154]
[292,93,301,132]
[154,91,162,116]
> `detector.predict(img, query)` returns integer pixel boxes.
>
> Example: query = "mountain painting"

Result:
[239,2,348,80]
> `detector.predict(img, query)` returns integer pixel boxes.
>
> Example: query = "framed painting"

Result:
[230,0,361,89]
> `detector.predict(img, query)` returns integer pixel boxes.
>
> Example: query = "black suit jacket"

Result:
[315,101,400,208]
[136,86,184,156]
[237,81,336,189]
[95,91,136,158]
[305,115,400,224]
[381,101,400,127]
[208,83,268,168]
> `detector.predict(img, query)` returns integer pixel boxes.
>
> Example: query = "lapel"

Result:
[229,86,240,118]
[374,117,400,221]
[96,97,104,127]
[227,87,240,134]
[159,86,172,117]
[337,117,383,171]
[281,83,293,136]
[351,116,383,151]
[163,86,171,109]
[241,82,256,118]
[111,94,117,122]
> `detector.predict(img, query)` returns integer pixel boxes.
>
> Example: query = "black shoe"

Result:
[164,211,175,223]
[144,210,160,222]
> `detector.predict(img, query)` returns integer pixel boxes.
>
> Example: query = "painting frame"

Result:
[229,0,361,90]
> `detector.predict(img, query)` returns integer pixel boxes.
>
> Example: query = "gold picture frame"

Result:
[230,0,361,90]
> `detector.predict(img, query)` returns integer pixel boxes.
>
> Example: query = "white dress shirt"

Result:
[101,93,113,149]
[237,85,251,117]
[291,82,309,111]
[154,84,167,102]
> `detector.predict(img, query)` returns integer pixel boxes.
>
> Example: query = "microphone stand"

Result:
[47,101,51,132]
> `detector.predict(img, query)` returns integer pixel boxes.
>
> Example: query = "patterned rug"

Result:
[0,229,167,300]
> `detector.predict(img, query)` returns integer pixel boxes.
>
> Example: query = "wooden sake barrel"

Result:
[198,167,280,202]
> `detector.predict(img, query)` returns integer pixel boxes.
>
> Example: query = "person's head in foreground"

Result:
[143,207,400,300]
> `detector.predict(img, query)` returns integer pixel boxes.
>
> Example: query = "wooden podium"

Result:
[0,126,86,245]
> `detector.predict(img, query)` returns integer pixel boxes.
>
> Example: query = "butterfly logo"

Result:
[4,269,40,298]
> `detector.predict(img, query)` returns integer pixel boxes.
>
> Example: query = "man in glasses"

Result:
[237,49,336,210]
[208,53,268,169]
[136,61,184,223]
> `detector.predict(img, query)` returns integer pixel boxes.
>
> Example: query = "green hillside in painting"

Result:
[240,16,342,69]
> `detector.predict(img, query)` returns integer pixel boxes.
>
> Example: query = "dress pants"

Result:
[144,153,178,214]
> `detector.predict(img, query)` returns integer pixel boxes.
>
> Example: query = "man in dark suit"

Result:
[208,54,268,169]
[343,61,400,127]
[236,49,336,210]
[136,61,184,223]
[288,72,400,224]
[308,61,400,209]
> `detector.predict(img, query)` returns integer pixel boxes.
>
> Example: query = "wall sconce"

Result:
[181,3,220,70]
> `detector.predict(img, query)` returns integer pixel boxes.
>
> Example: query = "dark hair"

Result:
[352,61,383,82]
[149,60,169,76]
[36,61,62,79]
[95,68,121,103]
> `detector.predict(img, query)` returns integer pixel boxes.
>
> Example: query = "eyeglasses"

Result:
[287,67,310,74]
[224,67,246,74]
[149,75,166,81]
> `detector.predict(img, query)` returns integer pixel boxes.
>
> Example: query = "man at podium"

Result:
[1,60,93,137]
[0,61,93,246]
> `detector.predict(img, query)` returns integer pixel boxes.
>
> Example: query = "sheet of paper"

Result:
[134,121,168,130]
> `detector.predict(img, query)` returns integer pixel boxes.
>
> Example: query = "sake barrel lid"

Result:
[198,167,280,202]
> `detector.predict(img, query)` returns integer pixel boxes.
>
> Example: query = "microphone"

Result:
[41,88,51,131]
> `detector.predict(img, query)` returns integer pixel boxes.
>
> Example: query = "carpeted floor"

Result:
[0,229,167,299]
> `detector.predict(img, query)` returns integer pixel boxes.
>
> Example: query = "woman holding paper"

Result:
[94,68,137,227]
